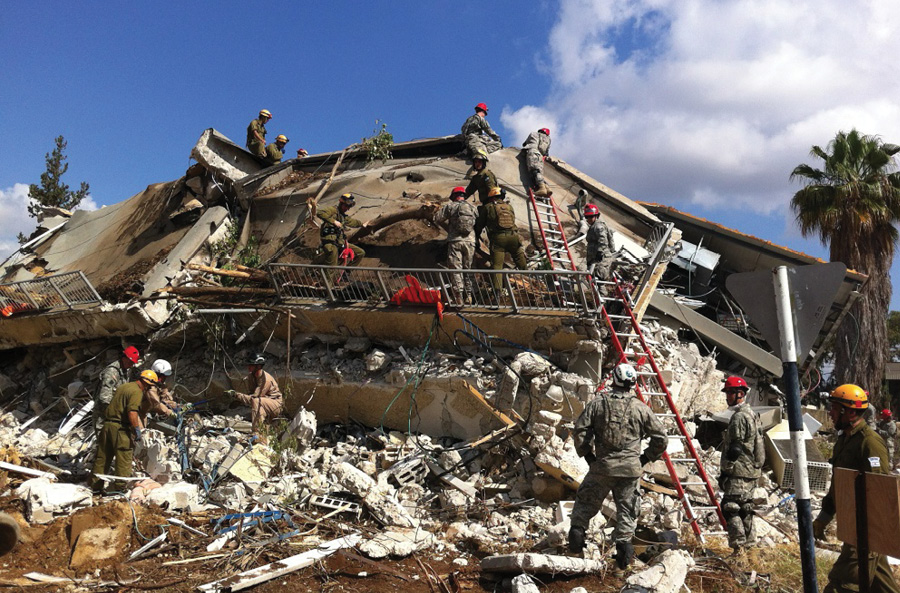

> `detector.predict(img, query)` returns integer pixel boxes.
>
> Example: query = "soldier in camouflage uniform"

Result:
[316,193,367,281]
[570,364,667,571]
[94,346,140,436]
[522,128,552,197]
[814,384,900,593]
[476,187,528,291]
[461,103,502,157]
[718,376,765,552]
[434,187,477,302]
[581,204,616,285]
[877,409,896,469]
[263,134,289,165]
[246,109,271,158]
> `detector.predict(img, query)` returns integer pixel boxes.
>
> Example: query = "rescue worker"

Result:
[91,369,158,493]
[877,408,896,468]
[476,187,528,291]
[522,128,552,196]
[94,346,140,436]
[581,203,617,292]
[263,134,289,165]
[225,354,283,440]
[246,109,272,158]
[461,103,502,157]
[140,359,177,423]
[464,152,500,205]
[297,148,309,158]
[570,363,667,571]
[434,186,477,303]
[316,193,367,278]
[813,384,900,593]
[718,376,765,552]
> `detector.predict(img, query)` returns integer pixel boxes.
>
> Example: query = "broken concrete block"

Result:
[567,339,603,381]
[481,553,605,575]
[228,445,275,487]
[145,482,200,511]
[496,368,519,410]
[512,574,540,593]
[15,478,92,524]
[622,549,694,593]
[536,410,562,427]
[365,349,389,372]
[333,461,377,497]
[359,528,435,559]
[532,475,567,503]
[514,352,553,377]
[282,406,317,447]
[752,487,768,505]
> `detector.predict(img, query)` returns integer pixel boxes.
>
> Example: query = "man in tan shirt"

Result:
[225,353,283,438]
[140,359,177,424]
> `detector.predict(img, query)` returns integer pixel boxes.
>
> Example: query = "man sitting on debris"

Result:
[570,363,667,572]
[461,103,502,157]
[246,109,271,158]
[718,376,765,553]
[814,384,900,593]
[264,134,289,165]
[225,354,283,440]
[434,186,477,303]
[316,193,368,276]
[94,346,140,437]
[140,359,177,423]
[477,187,528,292]
[91,369,158,493]
[877,408,896,468]
[522,128,552,197]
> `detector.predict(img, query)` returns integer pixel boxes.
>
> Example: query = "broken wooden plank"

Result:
[0,461,56,481]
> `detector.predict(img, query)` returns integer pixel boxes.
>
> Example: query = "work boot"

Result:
[534,181,552,197]
[568,526,586,556]
[615,541,634,572]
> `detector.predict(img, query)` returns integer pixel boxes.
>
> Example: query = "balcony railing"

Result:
[0,271,102,315]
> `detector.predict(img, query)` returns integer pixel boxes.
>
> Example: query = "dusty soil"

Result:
[96,245,175,302]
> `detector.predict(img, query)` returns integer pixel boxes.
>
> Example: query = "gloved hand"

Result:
[224,389,236,398]
[726,442,742,462]
[639,454,650,467]
[813,518,827,540]
[134,427,143,443]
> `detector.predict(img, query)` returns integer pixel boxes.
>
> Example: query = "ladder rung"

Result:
[681,481,707,486]
[655,413,677,417]
[691,506,718,511]
[669,458,698,462]
[642,391,666,396]
[667,435,687,439]
[705,531,728,536]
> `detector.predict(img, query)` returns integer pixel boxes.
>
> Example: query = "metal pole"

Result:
[774,266,818,593]
[856,471,870,593]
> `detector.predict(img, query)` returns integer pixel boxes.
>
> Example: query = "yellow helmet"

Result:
[488,186,503,198]
[139,369,160,385]
[275,134,289,144]
[259,109,272,118]
[829,384,868,409]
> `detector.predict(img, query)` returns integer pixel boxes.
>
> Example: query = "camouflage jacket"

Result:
[720,403,765,479]
[821,420,890,522]
[522,131,551,156]
[318,206,362,244]
[434,200,477,243]
[574,387,667,477]
[877,418,897,441]
[586,218,615,266]
[97,360,130,406]
[461,114,501,142]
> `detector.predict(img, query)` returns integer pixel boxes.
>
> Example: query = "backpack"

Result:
[599,397,632,451]
[450,203,476,235]
[493,202,516,230]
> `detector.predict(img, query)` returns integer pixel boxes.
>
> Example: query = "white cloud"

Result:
[502,0,900,215]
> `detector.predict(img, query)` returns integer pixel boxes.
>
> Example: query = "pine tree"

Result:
[27,135,90,217]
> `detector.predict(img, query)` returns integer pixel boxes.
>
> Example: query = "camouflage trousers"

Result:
[446,240,474,297]
[720,475,757,548]
[465,134,502,157]
[887,440,895,468]
[525,149,545,185]
[824,543,900,593]
[571,472,640,543]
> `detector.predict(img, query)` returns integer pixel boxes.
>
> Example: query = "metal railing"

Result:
[267,263,612,314]
[0,271,103,314]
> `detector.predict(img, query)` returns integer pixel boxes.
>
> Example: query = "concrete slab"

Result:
[481,553,605,575]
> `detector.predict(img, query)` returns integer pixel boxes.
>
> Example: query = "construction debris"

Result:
[481,553,606,575]
[622,549,694,593]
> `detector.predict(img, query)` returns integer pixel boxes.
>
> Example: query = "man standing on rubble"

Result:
[477,187,528,292]
[876,409,896,468]
[246,109,271,158]
[465,151,499,206]
[522,128,552,197]
[461,103,502,157]
[570,363,667,572]
[582,204,616,283]
[316,193,368,279]
[140,359,177,424]
[263,134,289,165]
[434,186,477,303]
[91,369,158,493]
[813,384,900,593]
[94,346,140,437]
[224,354,283,441]
[718,376,765,553]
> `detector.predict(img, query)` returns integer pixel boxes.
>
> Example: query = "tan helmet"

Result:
[275,134,289,144]
[259,109,272,119]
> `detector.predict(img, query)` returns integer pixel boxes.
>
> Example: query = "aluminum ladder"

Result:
[528,189,577,271]
[598,276,727,543]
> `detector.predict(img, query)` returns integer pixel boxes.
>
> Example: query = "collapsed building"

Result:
[0,129,868,589]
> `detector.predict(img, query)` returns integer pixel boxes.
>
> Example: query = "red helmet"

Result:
[475,103,488,113]
[539,128,550,135]
[881,409,893,420]
[450,186,466,199]
[583,204,600,217]
[123,346,140,364]
[723,376,749,392]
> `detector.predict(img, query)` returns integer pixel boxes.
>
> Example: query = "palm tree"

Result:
[790,129,900,406]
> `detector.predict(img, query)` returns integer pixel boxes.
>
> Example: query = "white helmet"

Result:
[612,364,637,387]
[151,359,173,377]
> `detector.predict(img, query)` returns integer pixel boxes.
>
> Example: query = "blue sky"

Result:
[3,1,900,307]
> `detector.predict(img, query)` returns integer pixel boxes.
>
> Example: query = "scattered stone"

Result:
[512,573,541,593]
[359,528,435,558]
[481,553,605,575]
[15,478,92,524]
[145,482,200,511]
[622,549,694,593]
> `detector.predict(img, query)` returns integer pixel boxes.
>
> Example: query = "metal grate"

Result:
[0,271,102,315]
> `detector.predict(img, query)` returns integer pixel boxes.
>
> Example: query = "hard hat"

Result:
[723,376,749,392]
[472,151,488,163]
[139,369,159,384]
[829,384,869,410]
[583,204,600,217]
[539,128,550,135]
[612,364,638,387]
[339,193,356,206]
[297,148,308,157]
[123,346,140,364]
[275,134,289,144]
[151,359,173,377]
[475,103,488,113]
[259,109,272,118]
[450,186,466,199]
[881,409,893,420]
[249,353,266,366]
[488,187,503,198]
